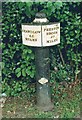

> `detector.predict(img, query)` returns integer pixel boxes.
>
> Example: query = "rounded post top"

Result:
[35,12,46,18]
[33,12,49,23]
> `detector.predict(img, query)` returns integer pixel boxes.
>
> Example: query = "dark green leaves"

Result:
[47,2,52,8]
[22,69,26,77]
[15,68,21,77]
[18,2,25,9]
[25,2,33,17]
[15,68,21,73]
[54,2,63,9]
[2,2,81,97]
[28,49,32,54]
[17,71,21,78]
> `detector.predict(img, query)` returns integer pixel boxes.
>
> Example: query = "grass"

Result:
[2,80,80,118]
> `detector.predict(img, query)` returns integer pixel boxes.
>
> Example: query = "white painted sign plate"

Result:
[22,25,41,47]
[22,23,60,47]
[42,23,60,46]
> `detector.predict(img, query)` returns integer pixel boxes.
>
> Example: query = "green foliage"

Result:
[2,2,81,96]
[50,50,74,82]
[2,2,36,96]
[2,42,35,96]
[2,80,35,97]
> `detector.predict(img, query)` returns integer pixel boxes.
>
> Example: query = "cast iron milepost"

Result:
[33,13,54,111]
[22,12,60,111]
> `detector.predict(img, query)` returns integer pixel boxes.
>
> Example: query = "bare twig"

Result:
[57,46,65,65]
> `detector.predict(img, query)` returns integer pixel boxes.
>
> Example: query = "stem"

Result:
[58,46,65,65]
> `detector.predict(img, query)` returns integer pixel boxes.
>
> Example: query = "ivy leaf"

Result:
[30,72,34,78]
[26,56,30,61]
[54,2,62,9]
[75,70,80,75]
[18,3,24,9]
[18,88,21,91]
[30,54,34,60]
[26,70,31,76]
[25,2,32,17]
[15,68,21,73]
[22,69,26,77]
[47,2,52,7]
[16,71,21,77]
[28,49,32,54]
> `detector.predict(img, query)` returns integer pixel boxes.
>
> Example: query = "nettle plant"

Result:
[2,2,81,96]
